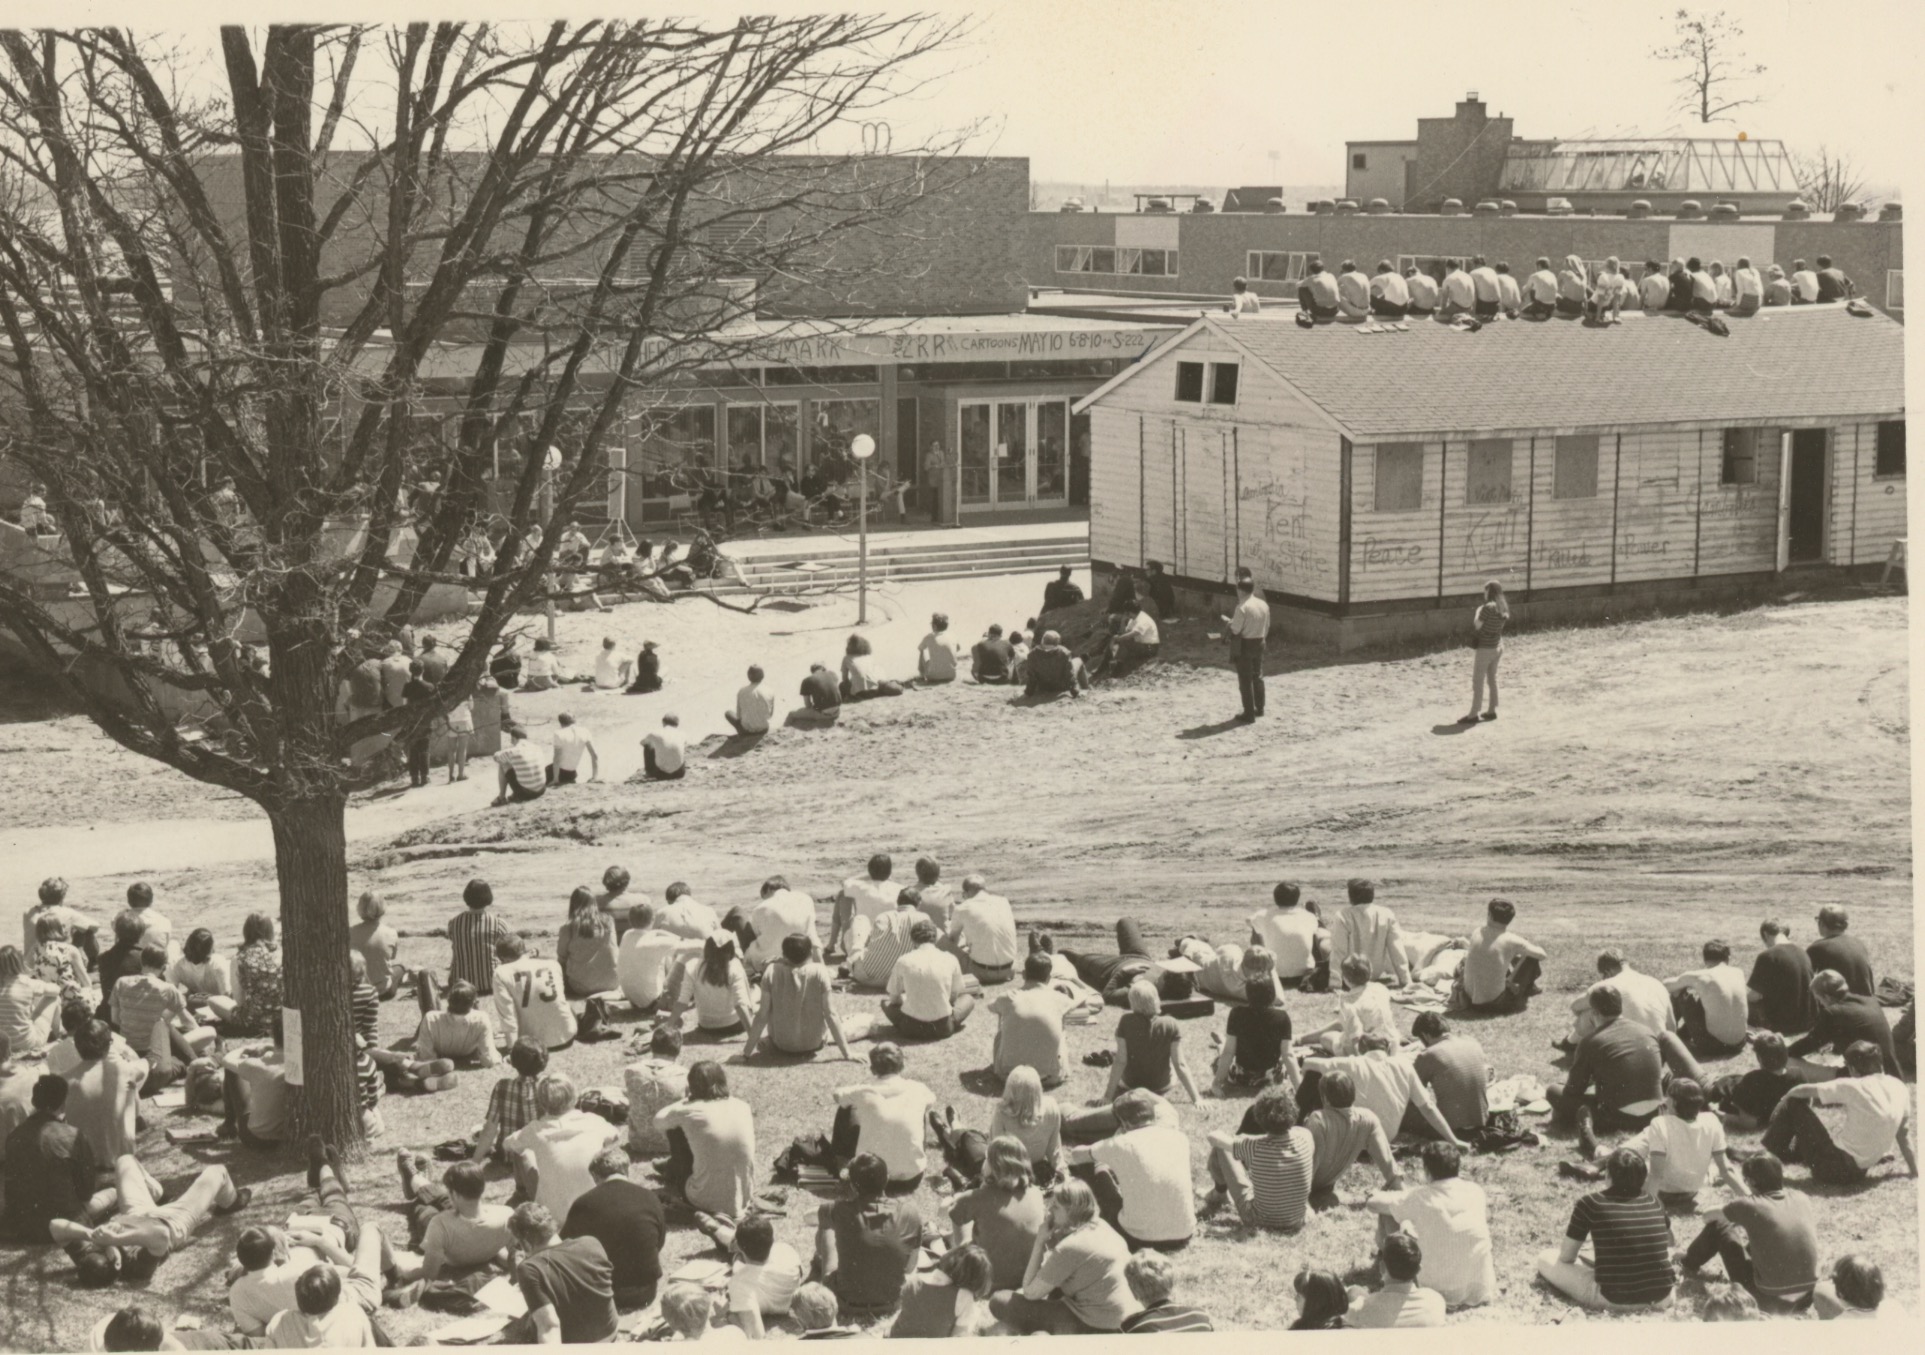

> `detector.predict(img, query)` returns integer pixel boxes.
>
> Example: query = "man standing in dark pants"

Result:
[1222,569,1269,723]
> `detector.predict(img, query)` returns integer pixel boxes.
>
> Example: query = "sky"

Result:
[12,0,1923,195]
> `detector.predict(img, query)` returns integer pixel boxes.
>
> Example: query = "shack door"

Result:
[1786,429,1829,564]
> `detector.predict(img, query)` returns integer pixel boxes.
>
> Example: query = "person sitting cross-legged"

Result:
[1199,1083,1314,1233]
[1022,631,1089,699]
[1452,898,1545,1013]
[1761,1038,1917,1186]
[1622,1077,1744,1208]
[655,1060,759,1219]
[1301,955,1398,1056]
[411,979,502,1074]
[1548,983,1703,1160]
[1679,1151,1819,1313]
[987,1178,1138,1334]
[1103,978,1202,1104]
[506,1202,620,1346]
[1536,1146,1677,1311]
[881,919,976,1041]
[1364,1140,1494,1309]
[1344,1230,1445,1328]
[991,953,1094,1090]
[743,934,854,1062]
[561,1145,665,1312]
[846,889,923,991]
[1118,1250,1213,1332]
[1303,1069,1399,1200]
[815,1151,923,1321]
[1066,1088,1195,1252]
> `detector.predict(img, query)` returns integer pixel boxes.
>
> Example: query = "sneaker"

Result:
[1480,711,1498,721]
[1457,714,1478,725]
[1196,1189,1228,1219]
[214,1186,253,1216]
[421,1073,459,1093]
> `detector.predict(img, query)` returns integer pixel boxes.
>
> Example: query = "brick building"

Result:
[1073,304,1906,650]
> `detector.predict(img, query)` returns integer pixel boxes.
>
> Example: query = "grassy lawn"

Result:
[0,594,1912,1344]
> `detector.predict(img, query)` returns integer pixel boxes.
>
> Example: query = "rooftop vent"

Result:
[1544,197,1572,216]
[1834,202,1863,223]
[1059,196,1084,213]
[1440,198,1463,216]
[1879,202,1902,222]
[1499,200,1517,216]
[1366,198,1391,214]
[1710,202,1740,221]
[1264,197,1287,213]
[1473,200,1500,216]
[1676,199,1704,219]
[1626,199,1651,218]
[1782,199,1810,220]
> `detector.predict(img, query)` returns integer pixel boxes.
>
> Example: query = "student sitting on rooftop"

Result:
[1296,260,1340,321]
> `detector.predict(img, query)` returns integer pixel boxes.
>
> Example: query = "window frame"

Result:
[1207,363,1239,407]
[1352,151,1368,170]
[1720,427,1761,486]
[1552,434,1601,501]
[1874,420,1906,479]
[1373,443,1424,513]
[1246,250,1307,283]
[1465,438,1514,505]
[1887,270,1904,311]
[1173,361,1205,404]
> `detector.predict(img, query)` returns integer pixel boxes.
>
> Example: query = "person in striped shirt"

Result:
[1118,1252,1213,1332]
[1201,1084,1314,1231]
[1536,1146,1677,1310]
[444,879,515,997]
[0,945,63,1057]
[109,946,215,1091]
[846,889,923,989]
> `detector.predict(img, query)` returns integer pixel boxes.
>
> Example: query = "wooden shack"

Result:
[1074,305,1907,649]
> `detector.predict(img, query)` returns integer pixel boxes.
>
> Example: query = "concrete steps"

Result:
[712,532,1086,595]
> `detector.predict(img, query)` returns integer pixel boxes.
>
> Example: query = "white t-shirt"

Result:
[1371,1178,1495,1306]
[552,725,592,773]
[266,1301,376,1348]
[842,875,898,923]
[1088,1125,1195,1244]
[678,955,752,1029]
[1670,964,1748,1046]
[523,650,559,682]
[1337,984,1398,1054]
[886,945,965,1022]
[951,892,1020,967]
[1249,908,1319,978]
[494,956,577,1049]
[728,1242,805,1316]
[734,683,777,733]
[1527,269,1558,304]
[1734,266,1763,299]
[1123,611,1158,645]
[644,729,687,774]
[1815,1075,1911,1168]
[1370,272,1410,307]
[836,1077,936,1179]
[746,890,820,970]
[918,634,961,682]
[1627,1112,1727,1195]
[505,1110,623,1222]
[619,929,699,1008]
[230,1250,326,1335]
[1792,269,1821,301]
[593,649,626,688]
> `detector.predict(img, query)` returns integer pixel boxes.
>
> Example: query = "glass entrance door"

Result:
[957,399,1068,511]
[1034,400,1069,506]
[958,404,993,508]
[995,402,1029,506]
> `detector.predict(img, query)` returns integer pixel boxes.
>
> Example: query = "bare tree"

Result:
[1791,145,1867,214]
[0,18,971,1149]
[1653,8,1766,125]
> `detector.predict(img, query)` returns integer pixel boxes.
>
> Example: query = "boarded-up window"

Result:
[1888,270,1904,311]
[1352,152,1368,170]
[1876,420,1906,477]
[1721,428,1760,485]
[1208,363,1239,406]
[1553,434,1600,500]
[1466,439,1513,504]
[1374,443,1423,512]
[1173,362,1204,403]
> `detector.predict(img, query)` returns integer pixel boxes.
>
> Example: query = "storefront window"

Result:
[811,399,879,476]
[636,405,715,499]
[724,403,800,475]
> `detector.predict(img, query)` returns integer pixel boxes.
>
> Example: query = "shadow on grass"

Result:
[957,1067,1005,1097]
[1178,717,1249,740]
[1431,721,1474,736]
[708,732,766,759]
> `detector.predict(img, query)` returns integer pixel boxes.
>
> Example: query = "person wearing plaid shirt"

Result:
[476,1038,550,1161]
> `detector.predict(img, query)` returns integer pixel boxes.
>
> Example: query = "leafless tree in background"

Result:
[0,17,972,1149]
[1653,8,1766,126]
[1791,145,1867,214]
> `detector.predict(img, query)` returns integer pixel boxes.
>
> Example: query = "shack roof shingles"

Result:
[1145,306,1905,441]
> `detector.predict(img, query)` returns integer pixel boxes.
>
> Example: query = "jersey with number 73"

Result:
[493,955,577,1050]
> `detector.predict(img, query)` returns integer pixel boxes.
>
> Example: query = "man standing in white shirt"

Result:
[916,614,961,684]
[881,921,976,1041]
[550,713,599,785]
[641,714,686,782]
[1249,881,1320,987]
[1666,940,1750,1055]
[1221,568,1269,723]
[725,665,776,735]
[745,876,821,974]
[948,874,1020,985]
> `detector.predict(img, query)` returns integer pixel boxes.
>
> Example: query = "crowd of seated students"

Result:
[8,862,1913,1347]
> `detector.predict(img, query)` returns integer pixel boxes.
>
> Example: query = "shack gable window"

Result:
[1876,420,1906,478]
[1553,434,1600,500]
[1208,363,1239,406]
[1721,428,1761,486]
[1374,443,1424,512]
[1173,361,1205,403]
[1466,438,1513,504]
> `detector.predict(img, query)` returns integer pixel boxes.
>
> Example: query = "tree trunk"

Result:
[266,791,363,1154]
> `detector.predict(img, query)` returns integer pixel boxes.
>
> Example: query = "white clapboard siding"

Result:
[1440,437,1528,597]
[1181,423,1232,583]
[1526,434,1620,590]
[1613,428,1702,584]
[1694,428,1780,577]
[1237,422,1343,601]
[1350,440,1443,603]
[1842,421,1909,565]
[1089,406,1142,566]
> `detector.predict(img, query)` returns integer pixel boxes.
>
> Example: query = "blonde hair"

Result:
[659,1283,713,1338]
[1240,945,1277,980]
[1000,1066,1046,1126]
[1047,1178,1100,1230]
[357,891,386,923]
[1126,979,1161,1017]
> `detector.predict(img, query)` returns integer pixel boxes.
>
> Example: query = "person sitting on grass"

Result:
[655,1060,759,1219]
[1249,882,1323,990]
[1364,1140,1494,1309]
[1535,1146,1676,1311]
[1302,1031,1465,1150]
[110,944,215,1092]
[1409,1012,1490,1138]
[655,1281,722,1341]
[1452,898,1545,1012]
[1213,970,1298,1094]
[987,1177,1138,1334]
[505,1074,624,1224]
[790,1282,858,1340]
[882,920,976,1042]
[1712,1031,1804,1132]
[828,1043,936,1189]
[1788,970,1903,1077]
[468,1037,546,1163]
[1104,979,1202,1104]
[1301,955,1398,1056]
[1327,880,1410,990]
[815,1151,923,1320]
[889,1241,994,1337]
[991,955,1090,1090]
[1746,919,1816,1034]
[562,1145,665,1313]
[1344,1230,1445,1328]
[642,714,688,782]
[846,888,923,991]
[1679,1151,1818,1313]
[1566,948,1677,1046]
[1022,631,1089,699]
[1303,1069,1399,1200]
[492,723,550,805]
[1761,1038,1916,1186]
[217,1014,287,1149]
[1200,1083,1314,1232]
[1116,1250,1212,1332]
[265,1261,375,1348]
[917,613,961,685]
[507,1201,619,1345]
[395,1155,513,1284]
[33,915,95,1003]
[971,624,1016,684]
[697,1210,802,1338]
[950,1135,1049,1291]
[948,873,1021,986]
[1666,940,1751,1056]
[1813,1254,1890,1320]
[0,945,63,1057]
[1623,1078,1745,1208]
[794,662,842,725]
[1289,1269,1350,1330]
[742,934,854,1062]
[1092,607,1159,678]
[1065,1088,1195,1252]
[414,979,502,1070]
[1549,984,1703,1160]
[668,932,755,1039]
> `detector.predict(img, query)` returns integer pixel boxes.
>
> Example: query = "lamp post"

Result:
[850,433,876,624]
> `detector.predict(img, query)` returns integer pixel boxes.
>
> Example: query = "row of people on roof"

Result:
[1229,253,1859,325]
